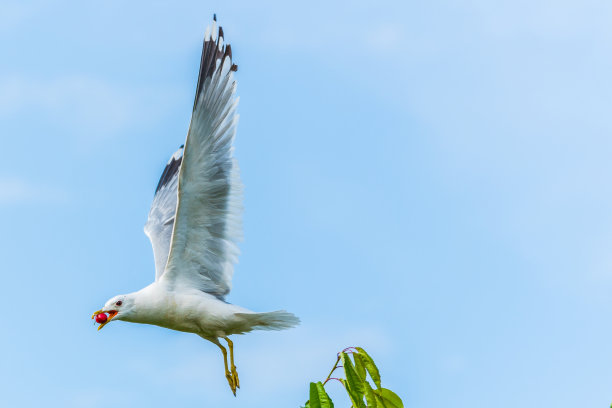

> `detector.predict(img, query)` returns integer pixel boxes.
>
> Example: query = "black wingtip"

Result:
[154,151,183,194]
[192,15,236,110]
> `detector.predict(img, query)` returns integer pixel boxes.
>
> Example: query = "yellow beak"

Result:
[91,310,118,330]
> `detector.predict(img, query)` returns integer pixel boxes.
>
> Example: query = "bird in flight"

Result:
[91,15,299,396]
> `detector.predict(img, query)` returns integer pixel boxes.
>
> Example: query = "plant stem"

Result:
[323,355,341,385]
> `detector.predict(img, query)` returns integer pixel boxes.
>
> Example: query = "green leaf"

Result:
[375,388,404,408]
[309,382,334,408]
[316,382,334,408]
[355,347,381,389]
[339,378,365,408]
[341,353,366,408]
[346,386,367,408]
[364,381,379,407]
[340,378,366,408]
[354,353,367,381]
[373,390,386,408]
[342,353,365,396]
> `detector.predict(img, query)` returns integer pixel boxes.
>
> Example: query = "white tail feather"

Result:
[236,310,300,331]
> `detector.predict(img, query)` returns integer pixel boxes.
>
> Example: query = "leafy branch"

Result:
[304,347,403,408]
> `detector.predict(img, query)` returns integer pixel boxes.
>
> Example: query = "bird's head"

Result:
[91,294,134,330]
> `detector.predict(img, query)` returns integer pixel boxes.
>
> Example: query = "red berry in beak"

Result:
[95,313,108,324]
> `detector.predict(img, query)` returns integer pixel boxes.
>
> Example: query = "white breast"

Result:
[129,283,247,337]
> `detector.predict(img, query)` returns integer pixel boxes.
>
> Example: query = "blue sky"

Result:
[1,0,612,407]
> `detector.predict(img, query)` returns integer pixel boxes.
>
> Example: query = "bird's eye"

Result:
[116,300,123,306]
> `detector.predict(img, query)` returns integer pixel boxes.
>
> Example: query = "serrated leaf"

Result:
[342,353,365,396]
[375,388,403,408]
[309,382,334,408]
[354,353,367,381]
[341,353,366,408]
[340,378,366,408]
[364,381,378,407]
[346,385,367,408]
[373,389,386,408]
[308,383,320,408]
[315,382,334,408]
[355,347,381,389]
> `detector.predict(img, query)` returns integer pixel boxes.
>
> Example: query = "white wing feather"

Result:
[144,147,183,280]
[162,22,242,299]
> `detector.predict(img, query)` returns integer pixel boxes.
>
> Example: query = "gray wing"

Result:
[161,18,242,299]
[144,146,183,281]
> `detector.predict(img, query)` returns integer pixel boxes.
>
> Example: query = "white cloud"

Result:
[0,177,68,205]
[0,75,135,141]
[0,2,37,32]
[364,23,405,54]
[246,10,406,57]
[117,323,394,406]
[0,73,188,152]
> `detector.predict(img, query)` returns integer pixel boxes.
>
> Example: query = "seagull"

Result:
[91,16,299,396]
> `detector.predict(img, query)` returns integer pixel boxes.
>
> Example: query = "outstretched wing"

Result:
[144,146,183,281]
[162,18,242,299]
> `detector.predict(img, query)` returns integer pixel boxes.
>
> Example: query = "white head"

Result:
[92,294,136,330]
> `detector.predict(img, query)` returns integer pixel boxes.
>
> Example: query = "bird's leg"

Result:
[212,339,236,395]
[224,337,240,389]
